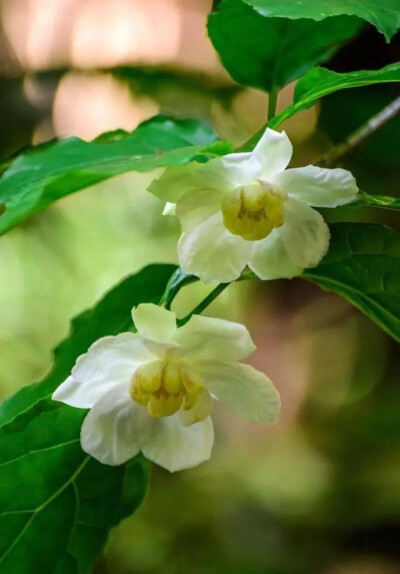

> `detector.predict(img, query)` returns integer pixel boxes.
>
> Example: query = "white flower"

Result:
[53,303,280,472]
[149,128,359,284]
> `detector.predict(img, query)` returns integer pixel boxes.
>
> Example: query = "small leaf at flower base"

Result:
[269,63,400,128]
[303,223,400,342]
[361,193,400,211]
[245,0,400,42]
[0,263,181,573]
[208,0,363,92]
[0,116,224,236]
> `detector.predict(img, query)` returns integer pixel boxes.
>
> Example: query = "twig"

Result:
[319,95,400,167]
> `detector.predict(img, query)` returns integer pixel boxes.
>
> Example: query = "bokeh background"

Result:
[0,1,399,573]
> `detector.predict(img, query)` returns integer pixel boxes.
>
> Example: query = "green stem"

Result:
[237,87,279,152]
[268,87,278,121]
[177,283,229,327]
[160,269,197,310]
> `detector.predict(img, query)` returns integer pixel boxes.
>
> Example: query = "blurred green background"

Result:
[0,1,399,573]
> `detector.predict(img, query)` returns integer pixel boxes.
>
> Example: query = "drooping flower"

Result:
[53,303,280,472]
[149,128,359,284]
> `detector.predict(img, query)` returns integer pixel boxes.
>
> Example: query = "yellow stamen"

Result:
[148,391,183,418]
[163,362,182,393]
[222,182,286,241]
[182,366,204,396]
[130,360,207,420]
[181,390,213,426]
[130,385,150,407]
[183,392,198,410]
[132,360,162,393]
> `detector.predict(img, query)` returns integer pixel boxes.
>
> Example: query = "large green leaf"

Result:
[269,63,400,128]
[303,223,400,342]
[0,402,148,574]
[0,116,226,236]
[245,0,400,42]
[208,0,362,92]
[0,263,179,573]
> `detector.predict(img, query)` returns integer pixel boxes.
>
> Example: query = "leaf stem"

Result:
[320,95,400,167]
[160,268,197,310]
[268,87,278,121]
[237,87,279,152]
[177,283,229,327]
[175,270,256,327]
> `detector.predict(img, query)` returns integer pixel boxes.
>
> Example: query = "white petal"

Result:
[174,314,255,362]
[254,128,293,178]
[176,188,223,232]
[162,202,176,215]
[178,212,253,284]
[149,162,215,203]
[279,198,330,268]
[148,153,262,203]
[80,384,152,466]
[273,165,359,207]
[198,360,280,424]
[54,334,158,408]
[219,152,263,187]
[142,414,214,472]
[131,303,177,343]
[249,228,302,280]
[179,389,213,426]
[52,376,92,408]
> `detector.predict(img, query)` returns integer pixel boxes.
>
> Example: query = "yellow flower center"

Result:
[221,182,286,241]
[130,360,204,418]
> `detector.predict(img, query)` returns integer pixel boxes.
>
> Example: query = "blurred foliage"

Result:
[0,3,399,574]
[320,85,400,171]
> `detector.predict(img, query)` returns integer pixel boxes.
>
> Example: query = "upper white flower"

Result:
[53,303,280,472]
[149,128,359,284]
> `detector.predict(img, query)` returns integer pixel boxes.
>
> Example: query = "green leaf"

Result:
[269,63,400,128]
[208,0,363,92]
[0,263,180,573]
[0,402,148,574]
[0,116,226,236]
[245,0,400,42]
[159,268,198,309]
[303,223,400,342]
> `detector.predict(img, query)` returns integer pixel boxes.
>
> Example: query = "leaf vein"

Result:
[0,438,80,469]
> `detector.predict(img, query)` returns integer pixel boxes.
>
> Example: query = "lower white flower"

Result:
[53,303,280,472]
[149,127,359,284]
